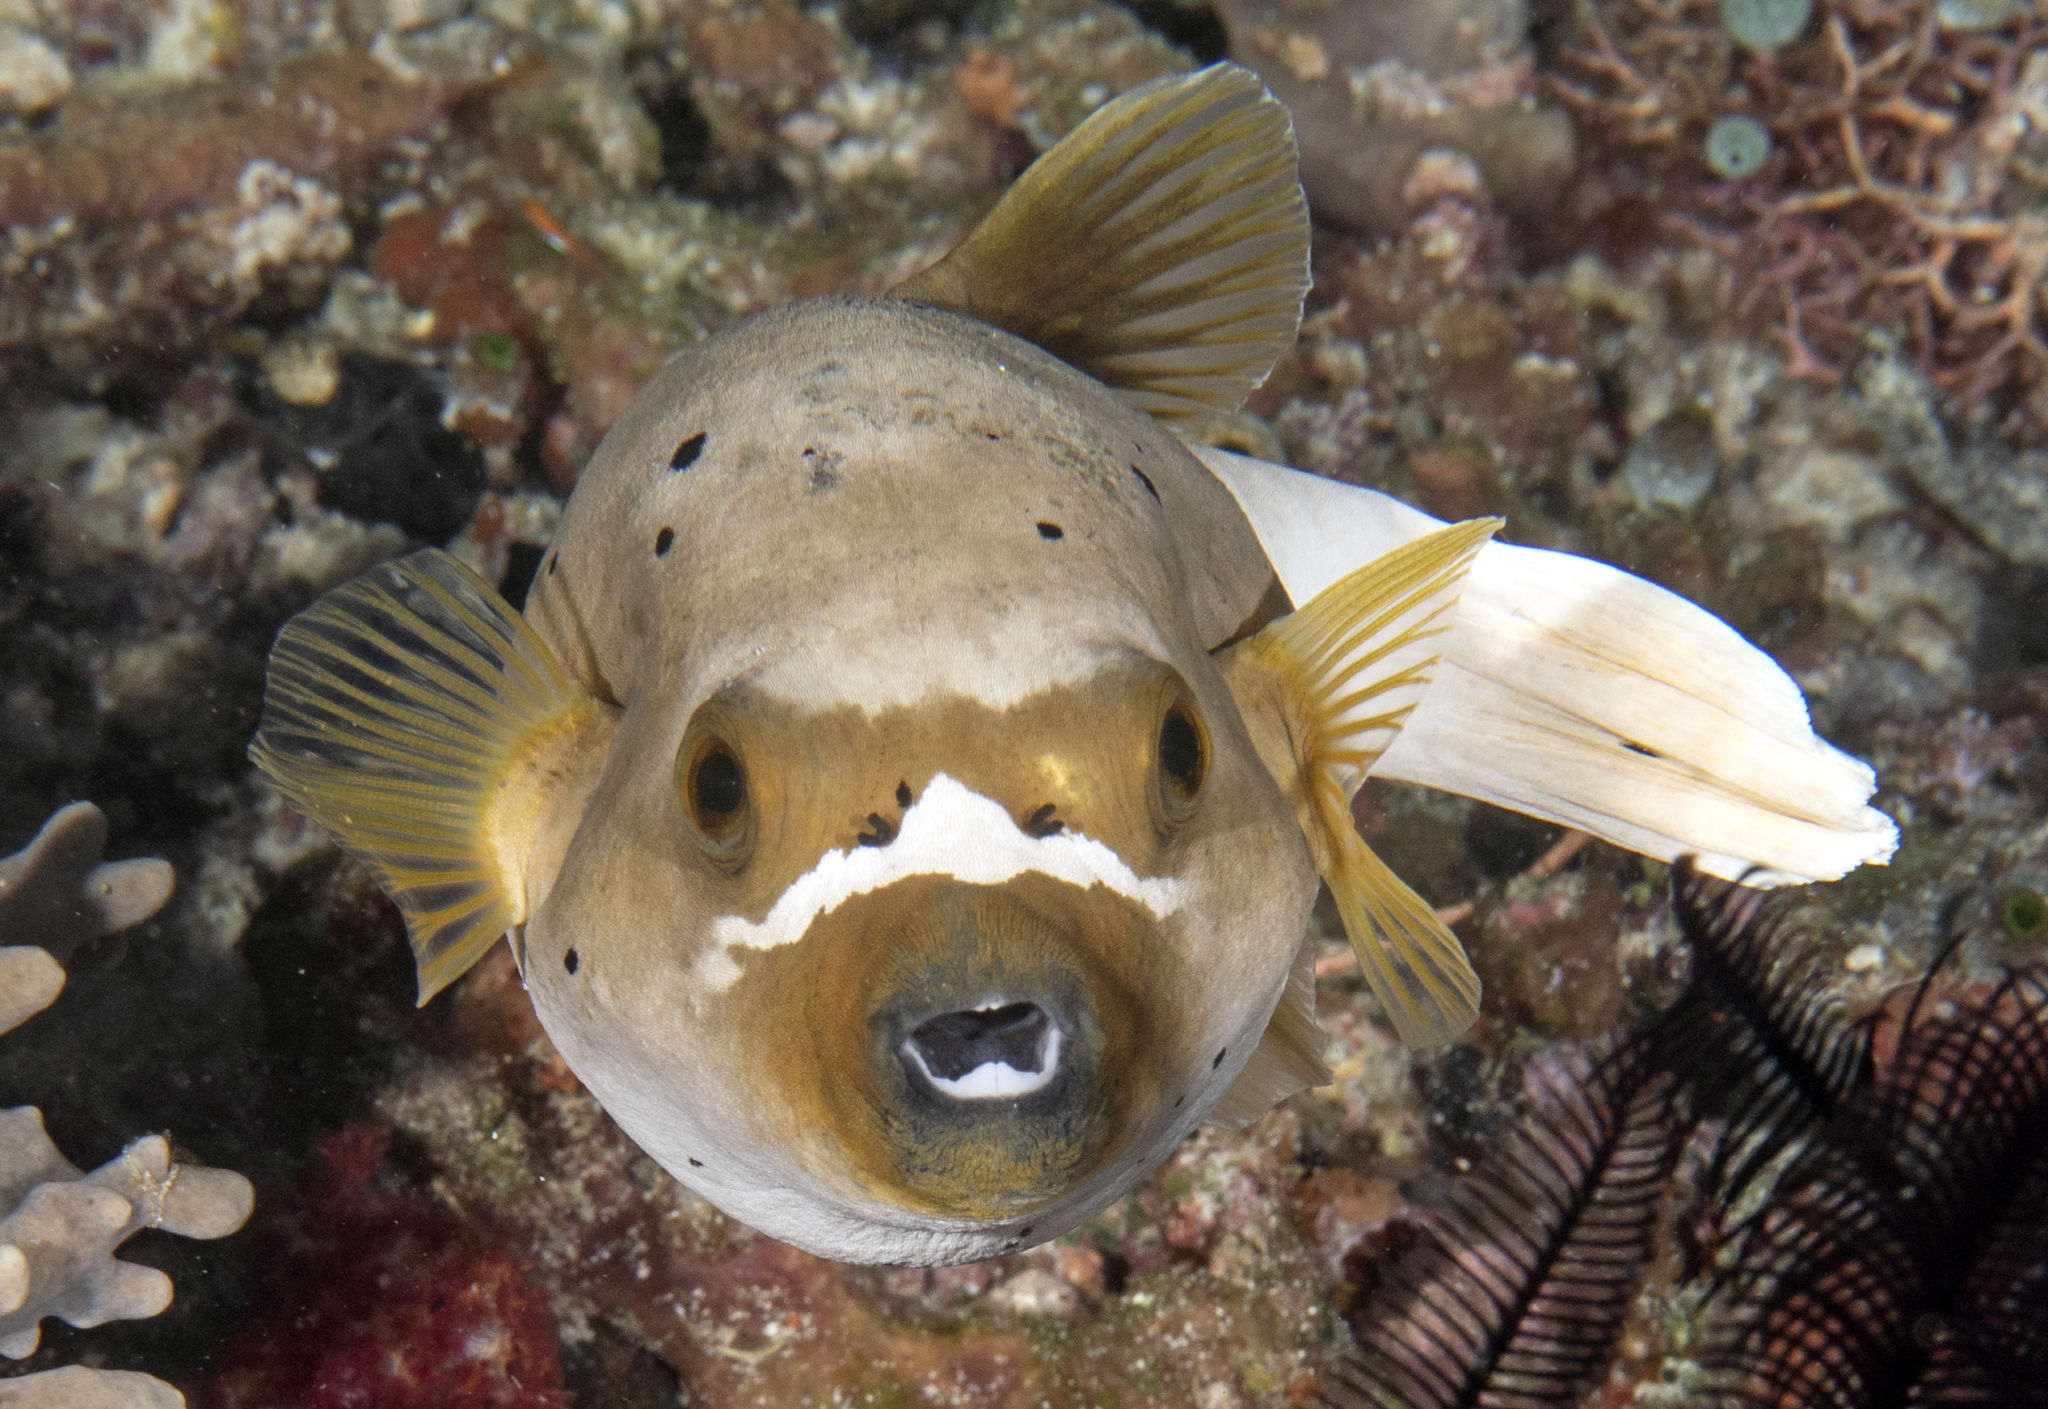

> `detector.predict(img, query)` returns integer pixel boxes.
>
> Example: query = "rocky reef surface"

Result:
[0,0,2043,1403]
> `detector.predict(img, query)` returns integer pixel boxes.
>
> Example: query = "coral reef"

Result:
[1316,862,2048,1408]
[1552,0,2048,444]
[202,1128,563,1409]
[0,48,489,382]
[0,0,2041,1400]
[1,804,253,1407]
[1214,0,1577,234]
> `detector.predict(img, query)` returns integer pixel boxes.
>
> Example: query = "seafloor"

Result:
[0,0,2044,1404]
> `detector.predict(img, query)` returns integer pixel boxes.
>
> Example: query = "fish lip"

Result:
[881,994,1087,1114]
[897,999,1067,1102]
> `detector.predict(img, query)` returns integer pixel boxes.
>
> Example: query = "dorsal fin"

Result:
[892,62,1309,420]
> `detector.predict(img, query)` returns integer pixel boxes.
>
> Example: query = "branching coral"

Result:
[0,803,254,1409]
[1553,0,2048,437]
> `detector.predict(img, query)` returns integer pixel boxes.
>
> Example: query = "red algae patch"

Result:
[200,1127,566,1409]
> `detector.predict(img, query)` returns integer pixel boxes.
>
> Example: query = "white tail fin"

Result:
[1192,444,1898,884]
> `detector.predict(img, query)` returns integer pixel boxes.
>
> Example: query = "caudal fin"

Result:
[1194,444,1898,885]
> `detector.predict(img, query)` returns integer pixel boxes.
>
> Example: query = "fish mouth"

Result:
[900,1000,1065,1101]
[718,870,1186,1220]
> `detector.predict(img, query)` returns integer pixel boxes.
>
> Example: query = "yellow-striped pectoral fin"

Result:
[1219,518,1499,1046]
[891,61,1309,420]
[249,549,609,1004]
[1323,806,1482,1047]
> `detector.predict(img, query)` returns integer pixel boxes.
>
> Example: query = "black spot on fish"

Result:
[654,527,675,557]
[1037,521,1064,540]
[1024,803,1063,838]
[1173,1093,1186,1109]
[802,445,843,491]
[1623,741,1661,758]
[687,1157,703,1168]
[896,780,913,807]
[1213,1047,1227,1069]
[669,431,707,472]
[563,948,580,975]
[1018,1223,1034,1240]
[1129,463,1159,500]
[857,812,896,847]
[985,430,1002,441]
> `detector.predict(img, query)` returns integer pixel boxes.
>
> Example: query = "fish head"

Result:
[523,630,1316,1263]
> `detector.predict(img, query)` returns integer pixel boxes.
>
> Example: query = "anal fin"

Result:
[1220,519,1498,1046]
[1209,932,1331,1129]
[249,549,611,1003]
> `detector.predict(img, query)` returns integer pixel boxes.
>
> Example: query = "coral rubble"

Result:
[1214,0,1577,234]
[1,804,253,1407]
[1553,0,2048,445]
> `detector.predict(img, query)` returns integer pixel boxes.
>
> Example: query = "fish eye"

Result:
[1155,694,1208,822]
[683,735,752,859]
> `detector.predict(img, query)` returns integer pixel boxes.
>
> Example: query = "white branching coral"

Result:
[0,803,254,1408]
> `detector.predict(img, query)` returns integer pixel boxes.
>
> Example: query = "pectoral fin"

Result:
[1220,519,1499,1046]
[892,62,1308,420]
[249,550,613,1003]
[1209,932,1331,1128]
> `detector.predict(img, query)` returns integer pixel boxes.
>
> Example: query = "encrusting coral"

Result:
[0,803,254,1408]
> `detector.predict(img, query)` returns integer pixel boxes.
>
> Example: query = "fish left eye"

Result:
[693,746,745,818]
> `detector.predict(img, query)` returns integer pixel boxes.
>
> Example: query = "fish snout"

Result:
[729,871,1181,1224]
[865,886,1104,1130]
[829,876,1158,1219]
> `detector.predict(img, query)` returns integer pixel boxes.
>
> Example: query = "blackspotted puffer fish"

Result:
[251,64,1897,1266]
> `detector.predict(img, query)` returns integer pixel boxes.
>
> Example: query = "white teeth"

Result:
[906,1023,1063,1100]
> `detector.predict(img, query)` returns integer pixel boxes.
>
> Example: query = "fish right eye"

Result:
[1155,696,1208,823]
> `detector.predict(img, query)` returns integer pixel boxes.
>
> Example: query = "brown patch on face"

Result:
[665,654,1226,926]
[641,653,1300,1220]
[714,872,1185,1220]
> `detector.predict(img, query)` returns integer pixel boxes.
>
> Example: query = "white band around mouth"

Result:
[696,772,1182,992]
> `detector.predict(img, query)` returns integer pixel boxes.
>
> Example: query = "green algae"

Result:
[2004,887,2048,942]
[1704,115,1770,178]
[1720,0,1812,49]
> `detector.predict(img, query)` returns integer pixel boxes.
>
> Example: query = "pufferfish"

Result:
[251,63,1897,1266]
